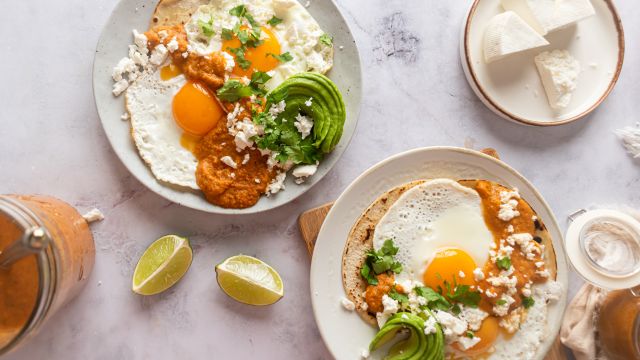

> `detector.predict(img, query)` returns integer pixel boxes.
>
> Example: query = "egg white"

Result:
[372,179,494,284]
[184,0,333,89]
[125,70,199,189]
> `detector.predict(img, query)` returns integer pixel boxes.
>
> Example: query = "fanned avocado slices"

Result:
[369,312,444,360]
[265,72,346,154]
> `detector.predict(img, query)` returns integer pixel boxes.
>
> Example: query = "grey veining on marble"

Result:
[1,0,639,359]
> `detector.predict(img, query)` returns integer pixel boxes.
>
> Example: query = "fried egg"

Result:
[126,70,224,188]
[184,0,333,89]
[373,179,494,287]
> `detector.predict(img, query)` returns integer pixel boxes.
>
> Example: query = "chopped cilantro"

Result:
[451,304,462,315]
[267,16,283,26]
[388,289,408,306]
[360,263,377,286]
[448,284,481,308]
[227,47,251,70]
[319,33,333,46]
[198,18,215,37]
[216,80,253,102]
[496,299,507,306]
[229,4,247,17]
[522,296,535,309]
[358,239,403,285]
[414,286,451,311]
[466,331,474,339]
[268,52,293,63]
[496,256,512,271]
[221,28,234,40]
[237,29,250,44]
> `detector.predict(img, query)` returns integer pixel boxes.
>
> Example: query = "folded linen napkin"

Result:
[560,284,608,360]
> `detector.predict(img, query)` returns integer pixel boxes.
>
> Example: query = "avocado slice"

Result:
[369,312,445,360]
[265,72,346,154]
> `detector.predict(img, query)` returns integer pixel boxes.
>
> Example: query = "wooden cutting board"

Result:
[298,202,568,360]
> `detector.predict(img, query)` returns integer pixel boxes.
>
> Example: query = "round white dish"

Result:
[310,147,569,360]
[460,0,624,126]
[93,0,362,214]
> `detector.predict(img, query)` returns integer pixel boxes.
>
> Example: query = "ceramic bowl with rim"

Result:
[460,0,624,126]
[93,0,362,214]
[310,147,568,359]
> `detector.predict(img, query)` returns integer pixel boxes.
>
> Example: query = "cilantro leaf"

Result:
[267,16,283,26]
[216,80,253,102]
[227,47,251,70]
[221,28,234,40]
[358,239,403,284]
[466,331,474,339]
[388,289,408,306]
[415,286,451,311]
[360,263,378,286]
[268,52,293,63]
[237,29,250,44]
[199,19,215,37]
[319,33,333,46]
[522,296,535,309]
[380,239,399,256]
[229,5,247,17]
[496,299,507,305]
[496,256,512,271]
[448,284,481,308]
[251,71,272,85]
[451,304,462,315]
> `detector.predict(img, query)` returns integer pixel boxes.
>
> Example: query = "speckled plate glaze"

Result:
[93,0,361,214]
[460,0,624,126]
[310,147,568,360]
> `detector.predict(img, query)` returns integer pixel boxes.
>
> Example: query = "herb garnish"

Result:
[414,286,451,311]
[496,256,512,271]
[388,289,409,306]
[522,296,535,309]
[216,71,272,102]
[496,299,507,306]
[466,331,475,339]
[198,18,215,37]
[267,16,283,26]
[319,33,333,46]
[359,239,403,285]
[268,52,293,63]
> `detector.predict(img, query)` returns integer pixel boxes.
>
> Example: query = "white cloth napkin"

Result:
[560,284,607,360]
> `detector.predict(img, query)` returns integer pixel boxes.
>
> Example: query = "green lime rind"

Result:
[132,235,192,296]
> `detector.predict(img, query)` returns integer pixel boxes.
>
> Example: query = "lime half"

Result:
[132,235,193,295]
[215,255,284,306]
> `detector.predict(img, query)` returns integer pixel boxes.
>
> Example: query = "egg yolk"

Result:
[458,316,500,356]
[222,26,281,78]
[423,247,477,292]
[172,81,223,136]
[160,63,182,80]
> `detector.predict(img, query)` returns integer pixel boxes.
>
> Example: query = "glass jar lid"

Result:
[566,209,640,290]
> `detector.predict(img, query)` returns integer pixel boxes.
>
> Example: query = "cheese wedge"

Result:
[484,11,549,63]
[534,49,581,109]
[501,0,595,35]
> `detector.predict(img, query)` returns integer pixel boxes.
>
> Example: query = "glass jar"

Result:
[0,195,95,355]
[598,289,640,360]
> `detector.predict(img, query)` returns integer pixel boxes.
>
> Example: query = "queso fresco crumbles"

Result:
[111,0,346,209]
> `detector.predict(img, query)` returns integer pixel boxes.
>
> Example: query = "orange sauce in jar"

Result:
[598,290,640,360]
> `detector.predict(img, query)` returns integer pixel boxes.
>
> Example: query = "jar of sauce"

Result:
[0,195,95,355]
[598,289,640,360]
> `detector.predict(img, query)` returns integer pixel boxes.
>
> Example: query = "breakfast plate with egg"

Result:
[460,0,624,126]
[310,147,568,359]
[93,0,361,213]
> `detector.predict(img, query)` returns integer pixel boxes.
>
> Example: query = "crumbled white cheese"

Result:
[112,57,137,82]
[294,113,314,139]
[434,310,467,340]
[459,306,488,331]
[229,172,236,179]
[149,44,169,66]
[500,189,520,202]
[166,37,179,52]
[522,283,532,297]
[507,224,514,233]
[458,270,466,278]
[305,97,313,107]
[81,208,105,223]
[407,291,427,313]
[341,297,355,311]
[112,79,129,96]
[254,178,261,184]
[424,315,438,335]
[376,295,400,327]
[266,172,286,195]
[121,112,130,121]
[499,309,523,333]
[485,289,498,298]
[133,29,148,54]
[158,30,168,41]
[473,268,485,281]
[269,100,286,117]
[242,153,250,165]
[493,295,515,316]
[292,164,318,184]
[220,156,237,169]
[498,189,521,221]
[457,335,481,350]
[536,269,550,278]
[222,51,235,73]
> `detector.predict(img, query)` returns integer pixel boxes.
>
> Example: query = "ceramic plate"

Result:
[93,0,361,214]
[310,147,568,360]
[460,0,624,126]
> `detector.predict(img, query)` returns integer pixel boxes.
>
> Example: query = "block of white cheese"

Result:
[534,50,581,109]
[501,0,595,35]
[484,11,549,63]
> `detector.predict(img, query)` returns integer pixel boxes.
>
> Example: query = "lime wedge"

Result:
[132,235,193,296]
[215,255,284,306]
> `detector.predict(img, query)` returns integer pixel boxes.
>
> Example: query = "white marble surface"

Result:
[1,0,639,359]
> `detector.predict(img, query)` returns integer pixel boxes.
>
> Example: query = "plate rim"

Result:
[91,0,363,214]
[460,0,625,127]
[310,146,568,359]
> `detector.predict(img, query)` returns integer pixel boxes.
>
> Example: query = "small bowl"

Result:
[460,0,625,126]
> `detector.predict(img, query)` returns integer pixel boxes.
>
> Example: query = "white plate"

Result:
[310,147,569,360]
[460,0,624,126]
[92,0,362,214]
